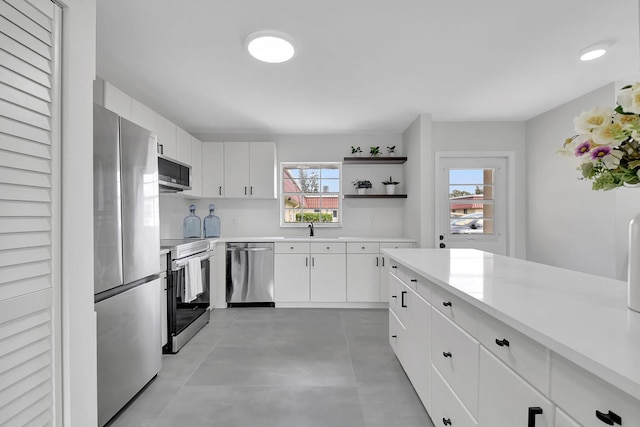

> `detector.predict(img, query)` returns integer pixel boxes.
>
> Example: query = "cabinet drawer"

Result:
[431,308,479,417]
[389,308,405,360]
[477,312,549,396]
[275,242,310,254]
[431,365,478,427]
[388,273,407,325]
[479,348,554,427]
[310,242,346,254]
[556,407,580,427]
[432,285,478,336]
[551,354,640,427]
[389,263,410,287]
[347,242,380,254]
[379,242,415,249]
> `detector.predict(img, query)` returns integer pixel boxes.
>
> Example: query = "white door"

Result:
[224,141,250,197]
[249,142,277,198]
[435,154,510,256]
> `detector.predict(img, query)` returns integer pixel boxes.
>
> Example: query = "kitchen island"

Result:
[383,248,640,427]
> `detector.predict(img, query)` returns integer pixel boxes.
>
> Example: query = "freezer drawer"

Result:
[226,243,274,305]
[96,279,162,426]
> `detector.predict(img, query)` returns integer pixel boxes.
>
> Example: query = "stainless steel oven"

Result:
[161,239,212,353]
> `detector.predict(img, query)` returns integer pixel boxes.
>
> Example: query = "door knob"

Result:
[440,243,446,248]
[439,235,444,240]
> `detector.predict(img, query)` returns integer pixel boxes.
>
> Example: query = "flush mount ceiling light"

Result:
[245,31,295,63]
[579,43,608,61]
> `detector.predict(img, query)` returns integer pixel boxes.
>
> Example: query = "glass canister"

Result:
[183,204,201,238]
[203,204,220,238]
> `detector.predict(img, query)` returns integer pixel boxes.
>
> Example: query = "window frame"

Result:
[279,162,343,227]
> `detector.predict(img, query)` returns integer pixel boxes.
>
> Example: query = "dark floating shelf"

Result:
[343,156,407,164]
[344,194,408,199]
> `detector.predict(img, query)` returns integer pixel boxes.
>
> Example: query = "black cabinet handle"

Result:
[528,407,543,427]
[391,335,397,338]
[410,279,417,283]
[219,186,222,196]
[442,418,451,426]
[442,351,452,358]
[392,265,397,269]
[495,338,510,347]
[250,186,253,195]
[376,257,379,267]
[442,301,452,307]
[391,295,397,299]
[381,257,385,267]
[595,410,622,425]
[401,291,407,308]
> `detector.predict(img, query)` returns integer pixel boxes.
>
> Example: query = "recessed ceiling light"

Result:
[245,31,295,63]
[579,43,608,61]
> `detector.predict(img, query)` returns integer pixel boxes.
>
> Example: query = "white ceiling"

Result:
[96,0,640,135]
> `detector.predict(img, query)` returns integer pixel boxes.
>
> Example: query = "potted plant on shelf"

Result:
[352,179,372,195]
[369,146,380,157]
[350,146,362,156]
[381,176,400,195]
[386,145,396,156]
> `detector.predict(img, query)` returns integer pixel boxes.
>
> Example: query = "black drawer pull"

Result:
[442,351,452,358]
[410,279,417,283]
[442,301,452,307]
[442,418,452,426]
[391,335,397,338]
[401,291,407,308]
[495,338,510,347]
[528,407,543,427]
[595,410,622,425]
[392,265,397,269]
[391,295,397,299]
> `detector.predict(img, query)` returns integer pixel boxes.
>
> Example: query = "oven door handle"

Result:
[226,247,272,252]
[172,251,212,270]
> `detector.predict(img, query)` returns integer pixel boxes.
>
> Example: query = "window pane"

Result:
[283,193,303,208]
[283,208,301,223]
[320,178,340,193]
[321,168,340,178]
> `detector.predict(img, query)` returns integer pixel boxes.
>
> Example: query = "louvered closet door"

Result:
[0,0,61,425]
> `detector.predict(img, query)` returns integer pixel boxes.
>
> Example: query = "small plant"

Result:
[381,176,400,185]
[386,145,396,155]
[352,179,372,189]
[350,146,362,155]
[369,146,380,156]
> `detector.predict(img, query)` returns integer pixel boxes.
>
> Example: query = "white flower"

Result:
[602,149,623,169]
[591,122,625,146]
[617,83,640,114]
[573,107,614,135]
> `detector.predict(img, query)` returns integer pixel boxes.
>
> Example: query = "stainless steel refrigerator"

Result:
[93,104,161,426]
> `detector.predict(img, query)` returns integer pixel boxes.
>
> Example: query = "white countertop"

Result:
[382,248,640,401]
[212,236,416,243]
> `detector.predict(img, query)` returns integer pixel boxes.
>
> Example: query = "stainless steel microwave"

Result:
[158,155,191,192]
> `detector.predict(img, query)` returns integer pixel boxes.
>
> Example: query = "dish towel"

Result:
[184,257,203,303]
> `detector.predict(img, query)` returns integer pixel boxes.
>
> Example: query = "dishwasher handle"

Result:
[227,247,273,252]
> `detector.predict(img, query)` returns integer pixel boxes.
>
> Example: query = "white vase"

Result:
[628,212,640,312]
[357,188,366,195]
[385,184,397,195]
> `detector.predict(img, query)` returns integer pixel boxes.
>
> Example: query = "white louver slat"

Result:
[0,0,59,425]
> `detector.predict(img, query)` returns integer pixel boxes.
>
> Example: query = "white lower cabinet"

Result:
[274,253,310,302]
[479,348,554,427]
[551,353,640,427]
[431,366,478,427]
[403,285,431,411]
[310,253,346,302]
[346,243,380,302]
[555,407,581,427]
[389,308,405,363]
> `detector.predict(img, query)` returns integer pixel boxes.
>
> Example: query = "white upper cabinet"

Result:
[102,81,131,120]
[202,142,225,198]
[130,98,157,134]
[156,114,177,159]
[176,127,192,166]
[184,136,202,198]
[223,142,276,199]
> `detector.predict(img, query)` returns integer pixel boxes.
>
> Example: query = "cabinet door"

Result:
[157,115,177,159]
[176,126,192,165]
[346,253,380,302]
[379,253,392,302]
[102,81,131,119]
[131,98,157,133]
[249,142,277,198]
[184,137,202,197]
[224,142,250,198]
[161,273,167,347]
[202,142,225,198]
[310,254,346,302]
[274,254,310,302]
[403,285,431,412]
[479,348,554,427]
[432,366,478,427]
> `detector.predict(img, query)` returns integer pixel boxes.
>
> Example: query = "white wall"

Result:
[60,0,97,424]
[526,84,623,278]
[161,133,408,239]
[431,121,527,258]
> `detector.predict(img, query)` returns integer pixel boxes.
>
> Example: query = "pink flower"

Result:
[575,141,592,157]
[591,145,611,160]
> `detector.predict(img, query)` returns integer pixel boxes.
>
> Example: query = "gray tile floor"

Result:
[109,308,433,427]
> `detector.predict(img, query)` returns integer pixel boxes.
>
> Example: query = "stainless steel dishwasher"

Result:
[226,242,275,307]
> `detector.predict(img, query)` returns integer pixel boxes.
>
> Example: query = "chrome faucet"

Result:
[308,222,314,237]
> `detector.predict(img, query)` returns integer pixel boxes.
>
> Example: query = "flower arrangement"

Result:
[561,83,640,190]
[369,146,380,156]
[386,145,396,155]
[350,146,362,155]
